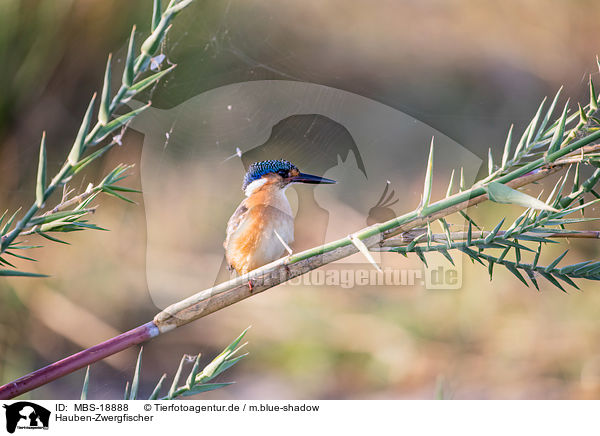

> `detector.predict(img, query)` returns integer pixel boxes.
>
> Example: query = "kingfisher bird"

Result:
[224,159,336,275]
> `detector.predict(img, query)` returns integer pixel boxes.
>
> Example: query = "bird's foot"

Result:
[283,263,292,280]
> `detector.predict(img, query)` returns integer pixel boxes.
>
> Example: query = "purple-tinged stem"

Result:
[0,321,159,400]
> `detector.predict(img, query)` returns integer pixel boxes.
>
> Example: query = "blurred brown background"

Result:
[1,0,600,399]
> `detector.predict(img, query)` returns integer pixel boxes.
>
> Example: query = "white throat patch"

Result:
[244,178,268,197]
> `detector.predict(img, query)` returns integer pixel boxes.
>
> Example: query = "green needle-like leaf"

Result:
[5,251,37,262]
[438,218,452,245]
[0,256,17,268]
[168,355,186,399]
[29,209,92,226]
[487,182,559,212]
[92,102,150,144]
[0,210,7,229]
[185,354,202,390]
[1,208,21,236]
[513,234,555,243]
[152,0,162,31]
[36,231,69,245]
[555,274,579,289]
[129,348,143,400]
[165,0,194,15]
[81,366,90,400]
[467,221,472,245]
[68,93,97,165]
[543,177,563,210]
[578,103,587,123]
[99,54,113,125]
[501,124,513,168]
[547,100,569,155]
[439,248,454,265]
[426,222,432,249]
[102,187,135,204]
[574,261,600,275]
[209,354,248,379]
[197,330,249,384]
[415,250,428,266]
[527,97,546,145]
[7,243,43,250]
[590,76,598,112]
[445,169,455,198]
[537,86,562,140]
[123,26,136,87]
[71,143,115,176]
[525,269,539,290]
[572,163,580,193]
[505,263,529,287]
[494,239,534,252]
[406,233,426,251]
[545,249,569,272]
[552,168,571,209]
[141,14,171,57]
[419,138,434,213]
[484,218,505,244]
[504,210,527,239]
[350,234,381,272]
[0,269,48,277]
[459,210,481,230]
[540,271,566,292]
[180,383,234,397]
[128,64,176,94]
[36,132,46,207]
[532,243,542,269]
[148,374,166,400]
[224,327,251,356]
[106,186,142,194]
[498,246,511,263]
[559,261,592,275]
[458,247,484,265]
[513,123,531,159]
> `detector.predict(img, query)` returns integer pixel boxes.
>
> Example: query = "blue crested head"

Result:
[242,159,298,190]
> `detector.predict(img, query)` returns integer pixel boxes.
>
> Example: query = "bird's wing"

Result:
[224,201,249,250]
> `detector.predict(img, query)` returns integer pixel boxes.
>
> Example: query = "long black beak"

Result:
[290,172,336,184]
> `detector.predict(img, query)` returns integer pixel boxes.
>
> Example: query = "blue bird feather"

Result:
[242,159,297,190]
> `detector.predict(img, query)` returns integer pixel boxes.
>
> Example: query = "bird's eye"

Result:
[278,170,288,177]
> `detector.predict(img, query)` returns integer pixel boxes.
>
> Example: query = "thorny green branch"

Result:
[0,0,194,276]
